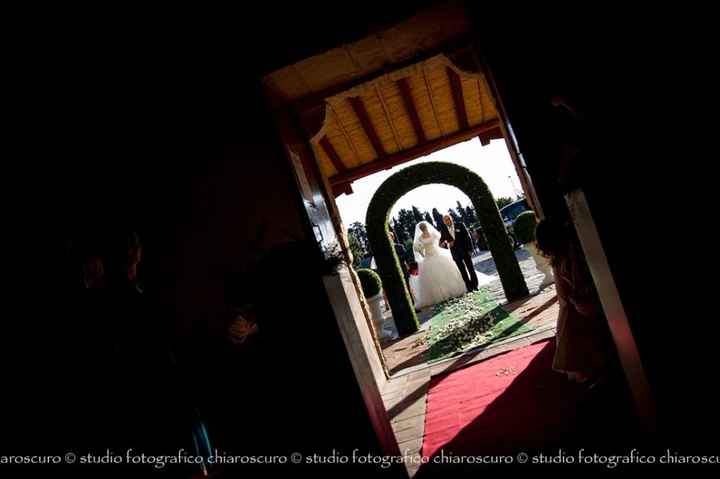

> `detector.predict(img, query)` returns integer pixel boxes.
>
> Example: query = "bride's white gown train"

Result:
[411,223,494,309]
[413,234,466,308]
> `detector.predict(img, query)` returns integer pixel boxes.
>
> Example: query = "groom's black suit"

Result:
[440,221,478,291]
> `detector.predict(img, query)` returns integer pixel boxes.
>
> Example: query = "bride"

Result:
[411,221,469,308]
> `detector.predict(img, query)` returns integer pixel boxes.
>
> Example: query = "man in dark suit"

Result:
[440,214,479,292]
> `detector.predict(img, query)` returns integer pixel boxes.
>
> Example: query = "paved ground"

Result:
[474,247,552,304]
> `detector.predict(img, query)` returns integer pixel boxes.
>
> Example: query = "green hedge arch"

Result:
[366,161,529,335]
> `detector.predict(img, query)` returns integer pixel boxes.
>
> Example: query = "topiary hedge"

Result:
[366,161,529,336]
[513,210,538,245]
[356,268,382,298]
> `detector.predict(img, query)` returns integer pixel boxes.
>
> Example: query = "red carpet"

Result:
[422,340,581,459]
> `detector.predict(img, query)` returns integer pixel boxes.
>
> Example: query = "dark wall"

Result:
[15,9,425,475]
[16,1,717,473]
[469,5,718,449]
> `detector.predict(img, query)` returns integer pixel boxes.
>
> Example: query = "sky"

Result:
[335,137,524,227]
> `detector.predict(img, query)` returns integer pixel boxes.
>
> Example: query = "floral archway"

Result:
[365,161,529,335]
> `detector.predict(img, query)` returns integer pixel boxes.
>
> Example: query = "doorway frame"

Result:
[262,32,551,463]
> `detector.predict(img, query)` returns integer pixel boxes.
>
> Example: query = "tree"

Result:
[424,212,433,224]
[391,208,418,244]
[432,207,447,236]
[348,232,363,268]
[411,205,424,224]
[495,196,514,209]
[397,208,417,240]
[390,218,407,244]
[457,200,474,224]
[348,221,369,254]
[465,205,478,224]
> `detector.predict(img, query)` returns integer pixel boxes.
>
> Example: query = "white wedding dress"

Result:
[412,222,469,309]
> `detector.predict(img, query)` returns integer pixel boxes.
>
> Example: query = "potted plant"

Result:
[356,268,395,339]
[513,211,554,288]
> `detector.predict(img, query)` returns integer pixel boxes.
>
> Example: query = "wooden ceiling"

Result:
[263,1,504,196]
[310,54,501,195]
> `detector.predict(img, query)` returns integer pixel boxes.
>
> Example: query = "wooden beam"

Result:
[327,102,361,164]
[447,46,482,74]
[421,63,444,136]
[348,96,386,157]
[374,85,402,150]
[319,136,347,174]
[297,103,327,139]
[478,127,503,146]
[446,66,469,130]
[331,182,353,197]
[396,77,426,144]
[330,119,500,185]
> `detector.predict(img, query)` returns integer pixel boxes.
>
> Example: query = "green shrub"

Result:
[513,211,538,245]
[366,162,528,335]
[356,268,382,298]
